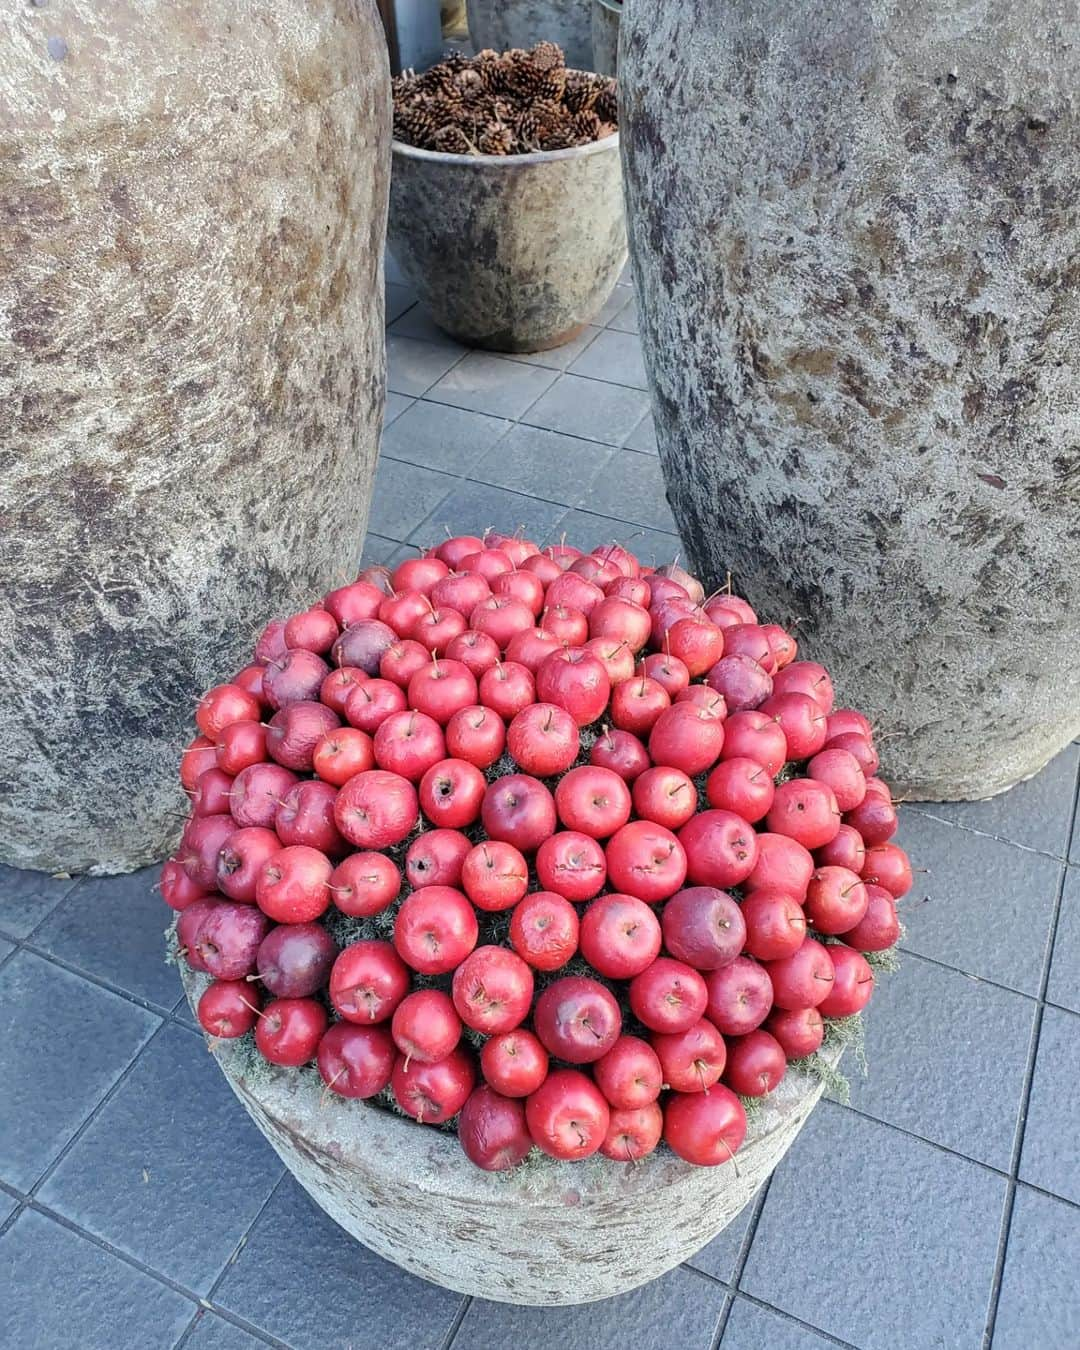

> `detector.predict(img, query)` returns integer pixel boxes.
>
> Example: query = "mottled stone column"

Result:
[620,0,1080,800]
[0,0,391,873]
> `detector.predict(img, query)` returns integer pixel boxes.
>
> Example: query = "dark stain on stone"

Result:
[978,472,1007,489]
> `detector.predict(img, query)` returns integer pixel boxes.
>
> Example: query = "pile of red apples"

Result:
[165,530,910,1172]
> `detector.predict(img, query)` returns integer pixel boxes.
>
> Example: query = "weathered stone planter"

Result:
[620,0,1080,800]
[0,0,390,874]
[591,0,620,77]
[389,133,626,352]
[469,0,593,69]
[183,965,831,1304]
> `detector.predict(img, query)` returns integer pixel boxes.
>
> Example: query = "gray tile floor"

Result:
[2,268,1078,1350]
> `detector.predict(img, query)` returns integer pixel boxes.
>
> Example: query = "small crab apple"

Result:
[632,766,698,830]
[743,832,815,898]
[861,842,914,898]
[392,1048,476,1126]
[198,980,260,1038]
[704,955,774,1035]
[328,851,400,917]
[394,886,479,975]
[176,898,219,972]
[195,902,270,980]
[705,757,774,823]
[264,649,331,710]
[824,730,880,778]
[215,720,268,776]
[555,765,632,839]
[637,651,690,697]
[410,606,469,655]
[492,568,545,615]
[648,704,725,777]
[535,831,607,902]
[579,893,662,979]
[818,946,875,1018]
[815,822,867,874]
[481,773,557,852]
[255,617,289,664]
[329,941,410,1024]
[233,664,268,707]
[606,820,688,903]
[536,648,611,726]
[461,840,529,911]
[317,1023,396,1099]
[343,677,407,734]
[584,637,636,685]
[629,957,708,1034]
[334,770,418,849]
[546,570,603,616]
[284,606,339,655]
[275,780,345,855]
[610,673,671,736]
[675,684,727,719]
[256,998,328,1067]
[433,533,484,569]
[762,623,797,669]
[526,1069,610,1161]
[374,710,446,781]
[379,589,432,637]
[178,813,237,890]
[444,628,500,679]
[601,1103,664,1163]
[593,1036,663,1109]
[380,638,430,688]
[478,661,535,719]
[418,757,486,829]
[322,579,384,626]
[453,946,535,1034]
[159,859,208,913]
[191,767,235,818]
[661,886,747,970]
[507,702,579,777]
[767,1006,825,1059]
[334,617,400,675]
[759,691,828,761]
[679,808,759,888]
[765,938,836,1010]
[845,790,899,845]
[215,826,280,902]
[844,883,901,952]
[535,602,587,646]
[266,702,340,772]
[766,779,841,850]
[505,626,561,672]
[705,654,772,712]
[652,1018,728,1093]
[534,976,622,1064]
[724,1030,787,1097]
[481,1029,549,1097]
[458,1087,534,1172]
[393,554,449,595]
[664,1084,747,1167]
[665,617,725,677]
[196,683,262,741]
[804,866,869,935]
[509,890,579,971]
[589,728,651,782]
[470,596,535,648]
[256,922,337,998]
[654,560,704,603]
[807,747,867,813]
[404,828,471,889]
[320,666,368,716]
[255,846,332,923]
[408,657,478,725]
[392,989,462,1065]
[740,889,808,961]
[445,704,506,769]
[589,597,652,650]
[772,660,834,714]
[720,709,788,775]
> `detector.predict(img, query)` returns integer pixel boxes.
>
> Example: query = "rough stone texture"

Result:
[389,136,626,353]
[181,964,830,1306]
[468,0,594,70]
[590,0,620,77]
[620,1,1080,801]
[0,1,391,875]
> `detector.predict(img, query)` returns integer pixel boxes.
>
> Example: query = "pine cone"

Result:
[514,111,544,150]
[478,123,514,156]
[540,126,578,152]
[563,70,599,114]
[594,78,618,124]
[596,120,618,141]
[393,104,438,148]
[530,98,565,134]
[431,124,473,155]
[530,40,566,72]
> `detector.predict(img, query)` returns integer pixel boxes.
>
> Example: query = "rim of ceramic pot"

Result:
[594,0,622,13]
[392,133,618,170]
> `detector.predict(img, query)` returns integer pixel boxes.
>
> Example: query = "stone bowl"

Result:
[591,0,620,76]
[181,963,835,1306]
[388,129,626,353]
[468,0,594,70]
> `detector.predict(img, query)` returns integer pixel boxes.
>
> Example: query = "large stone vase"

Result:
[619,0,1080,800]
[0,0,391,874]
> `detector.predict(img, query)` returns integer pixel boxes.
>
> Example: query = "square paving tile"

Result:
[385,282,417,325]
[609,293,640,335]
[686,1194,758,1284]
[0,1187,19,1226]
[384,391,415,426]
[1,1208,192,1350]
[595,285,633,327]
[1018,1005,1080,1206]
[741,1102,1005,1350]
[39,1025,284,1294]
[181,1310,270,1349]
[386,334,465,397]
[920,743,1079,859]
[0,863,80,941]
[577,447,676,531]
[508,324,603,371]
[215,1177,463,1350]
[624,412,657,455]
[426,352,558,420]
[896,809,1061,996]
[34,866,183,1012]
[382,400,511,476]
[472,424,613,507]
[389,304,465,347]
[454,1265,727,1350]
[359,532,400,568]
[992,1185,1080,1350]
[848,952,1036,1170]
[1048,866,1080,1014]
[568,328,649,390]
[722,1297,840,1349]
[0,952,159,1191]
[523,373,651,445]
[411,480,567,547]
[368,457,455,542]
[0,936,14,966]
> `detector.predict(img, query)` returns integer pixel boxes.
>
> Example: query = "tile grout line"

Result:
[439,1293,473,1350]
[688,1258,860,1350]
[980,775,1080,1349]
[903,802,1080,865]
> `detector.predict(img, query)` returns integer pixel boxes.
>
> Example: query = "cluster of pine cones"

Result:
[392,44,618,156]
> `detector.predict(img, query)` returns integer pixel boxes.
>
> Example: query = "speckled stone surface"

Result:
[389,135,626,353]
[181,964,831,1306]
[0,0,390,874]
[619,0,1080,801]
[590,0,620,77]
[468,0,594,69]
